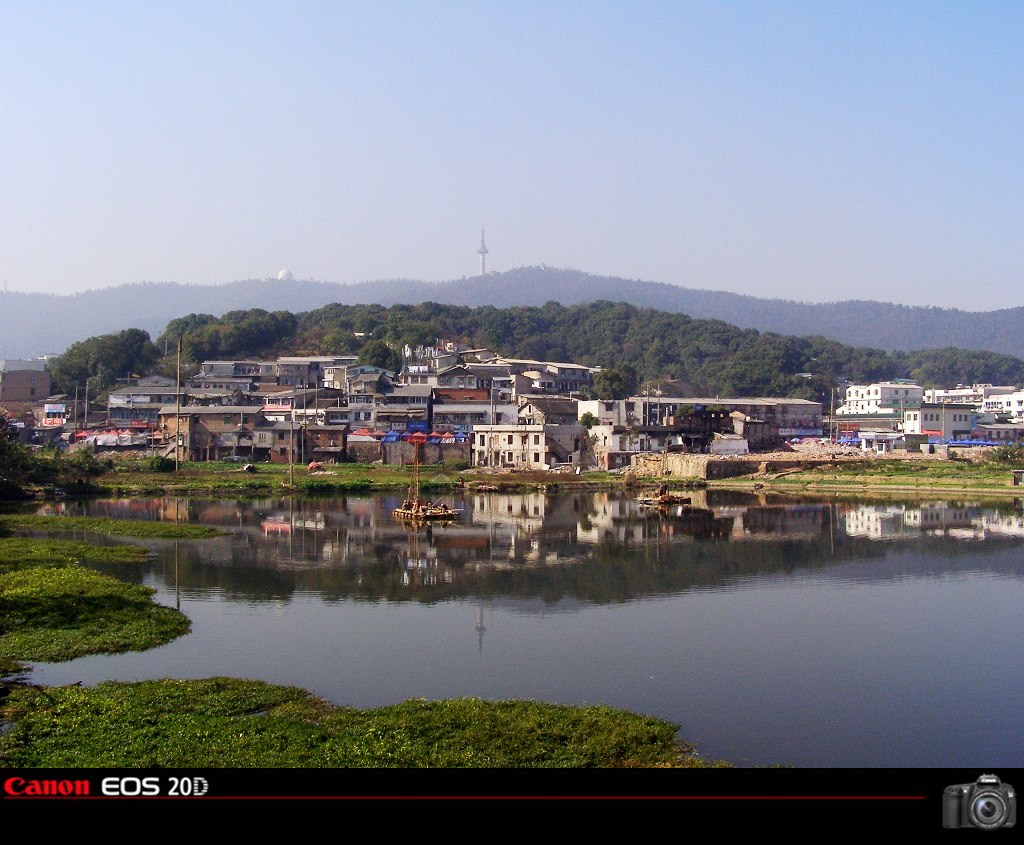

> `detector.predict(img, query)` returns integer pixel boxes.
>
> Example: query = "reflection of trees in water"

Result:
[73,492,1024,607]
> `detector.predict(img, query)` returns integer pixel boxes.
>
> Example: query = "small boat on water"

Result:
[393,434,461,522]
[637,494,692,508]
[393,499,460,521]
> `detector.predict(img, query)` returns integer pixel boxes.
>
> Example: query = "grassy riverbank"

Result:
[0,678,721,768]
[0,519,195,665]
[0,514,227,538]
[0,513,728,768]
[67,457,624,497]
[69,452,1024,499]
[707,455,1024,497]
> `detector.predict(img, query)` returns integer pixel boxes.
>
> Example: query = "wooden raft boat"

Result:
[393,434,460,522]
[393,501,460,521]
[637,494,693,507]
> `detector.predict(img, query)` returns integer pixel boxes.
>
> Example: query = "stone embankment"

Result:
[630,441,998,480]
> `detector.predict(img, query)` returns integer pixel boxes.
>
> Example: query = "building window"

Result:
[507,434,514,445]
[533,452,540,463]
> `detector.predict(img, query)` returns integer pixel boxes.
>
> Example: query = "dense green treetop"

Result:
[90,300,1024,403]
[50,328,160,395]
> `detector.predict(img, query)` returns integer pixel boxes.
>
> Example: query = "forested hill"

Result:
[50,301,1024,406]
[3,266,1023,360]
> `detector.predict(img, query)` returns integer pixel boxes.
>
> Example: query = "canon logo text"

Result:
[4,778,91,796]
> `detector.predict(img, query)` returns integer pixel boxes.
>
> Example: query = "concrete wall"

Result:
[346,440,384,463]
[382,441,471,466]
[631,453,758,479]
[630,453,866,479]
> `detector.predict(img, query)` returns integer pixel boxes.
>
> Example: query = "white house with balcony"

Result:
[836,381,923,415]
[983,390,1024,421]
[924,384,1015,410]
[471,423,587,469]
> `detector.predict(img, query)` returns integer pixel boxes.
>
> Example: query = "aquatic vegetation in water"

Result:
[0,679,719,768]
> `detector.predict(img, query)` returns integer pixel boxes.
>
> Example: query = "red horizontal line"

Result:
[3,795,929,801]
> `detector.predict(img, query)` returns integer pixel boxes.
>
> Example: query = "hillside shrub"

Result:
[989,444,1024,464]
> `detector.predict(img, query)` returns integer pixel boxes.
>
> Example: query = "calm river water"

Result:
[20,489,1024,768]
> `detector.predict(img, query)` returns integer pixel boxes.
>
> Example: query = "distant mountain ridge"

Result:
[2,267,1021,360]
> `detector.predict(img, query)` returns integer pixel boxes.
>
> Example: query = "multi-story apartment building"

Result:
[836,381,922,415]
[924,384,1015,409]
[983,390,1024,420]
[0,359,50,404]
[471,423,587,469]
[579,396,822,438]
[902,403,976,442]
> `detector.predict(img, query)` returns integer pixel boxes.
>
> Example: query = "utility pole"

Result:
[174,336,182,471]
[289,397,295,485]
[830,387,836,443]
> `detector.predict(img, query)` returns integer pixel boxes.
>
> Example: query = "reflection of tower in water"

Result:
[475,605,486,654]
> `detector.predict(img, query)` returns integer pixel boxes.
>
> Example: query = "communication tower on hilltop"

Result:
[477,227,489,276]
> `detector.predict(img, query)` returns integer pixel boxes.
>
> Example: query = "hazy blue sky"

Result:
[2,2,1021,308]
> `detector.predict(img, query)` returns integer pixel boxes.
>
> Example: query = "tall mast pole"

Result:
[175,335,182,471]
[477,226,488,276]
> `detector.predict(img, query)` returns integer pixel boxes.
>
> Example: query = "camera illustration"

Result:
[943,774,1016,830]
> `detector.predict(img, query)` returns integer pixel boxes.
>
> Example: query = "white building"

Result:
[924,384,1015,409]
[902,403,975,441]
[983,390,1024,421]
[579,395,821,435]
[836,381,922,415]
[471,423,587,469]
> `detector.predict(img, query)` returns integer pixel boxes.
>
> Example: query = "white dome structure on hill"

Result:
[277,269,294,281]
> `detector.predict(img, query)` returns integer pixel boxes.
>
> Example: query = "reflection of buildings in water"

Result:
[81,492,1024,610]
[261,512,325,532]
[842,503,991,540]
[575,493,827,545]
[738,505,827,538]
[979,512,1024,538]
[86,494,1024,591]
[464,493,589,565]
[262,519,291,535]
[402,553,450,588]
[842,504,908,539]
[708,506,747,540]
[903,504,977,533]
[576,494,638,544]
[469,492,547,530]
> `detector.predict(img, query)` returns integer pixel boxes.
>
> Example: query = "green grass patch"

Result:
[0,514,225,539]
[298,478,372,492]
[0,537,147,574]
[0,566,189,663]
[749,459,1018,492]
[0,679,725,768]
[0,532,189,665]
